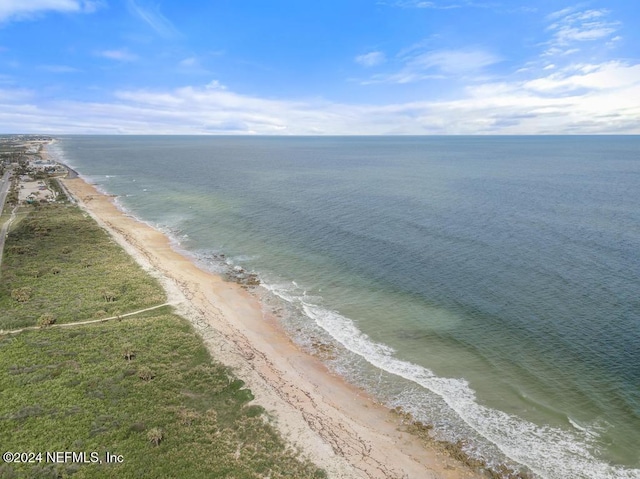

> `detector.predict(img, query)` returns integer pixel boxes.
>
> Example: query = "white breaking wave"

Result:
[263,280,639,479]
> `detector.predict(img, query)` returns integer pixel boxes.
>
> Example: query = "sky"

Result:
[0,0,639,134]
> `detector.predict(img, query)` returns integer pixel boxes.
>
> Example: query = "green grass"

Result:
[1,206,29,235]
[0,315,324,478]
[0,203,325,478]
[0,205,165,330]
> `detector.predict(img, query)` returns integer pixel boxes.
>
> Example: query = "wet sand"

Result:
[62,175,482,479]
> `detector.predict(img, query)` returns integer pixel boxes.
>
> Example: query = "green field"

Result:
[0,205,165,330]
[0,204,324,478]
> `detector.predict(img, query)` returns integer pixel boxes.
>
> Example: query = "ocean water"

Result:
[49,136,640,478]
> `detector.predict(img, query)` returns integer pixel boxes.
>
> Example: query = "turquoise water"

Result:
[50,136,640,478]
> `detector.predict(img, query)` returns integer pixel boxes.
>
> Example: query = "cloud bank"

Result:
[0,0,100,23]
[1,56,638,135]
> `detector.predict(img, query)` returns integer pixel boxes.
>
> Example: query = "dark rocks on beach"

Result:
[224,265,260,287]
[309,337,337,361]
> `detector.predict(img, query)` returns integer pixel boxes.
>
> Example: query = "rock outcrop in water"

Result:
[225,265,260,288]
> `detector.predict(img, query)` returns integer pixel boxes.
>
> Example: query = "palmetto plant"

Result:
[147,428,164,447]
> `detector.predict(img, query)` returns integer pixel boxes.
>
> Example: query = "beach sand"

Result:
[62,176,482,479]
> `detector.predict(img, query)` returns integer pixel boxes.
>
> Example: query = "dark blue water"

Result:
[50,136,640,478]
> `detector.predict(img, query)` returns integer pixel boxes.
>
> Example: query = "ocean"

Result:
[49,136,640,478]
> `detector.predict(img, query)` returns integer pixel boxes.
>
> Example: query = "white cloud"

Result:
[380,1,463,9]
[0,87,33,102]
[98,49,138,62]
[1,58,639,136]
[363,47,501,84]
[547,8,620,47]
[523,62,640,94]
[380,1,501,10]
[355,51,386,67]
[0,0,100,23]
[176,56,212,75]
[206,80,227,90]
[126,0,179,37]
[408,48,501,74]
[361,71,445,85]
[39,65,80,73]
[179,57,198,67]
[547,6,576,21]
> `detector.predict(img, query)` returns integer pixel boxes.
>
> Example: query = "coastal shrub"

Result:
[147,428,164,447]
[178,408,200,426]
[48,179,68,203]
[31,268,46,278]
[129,422,146,433]
[138,366,155,381]
[122,344,135,361]
[101,289,118,302]
[8,245,34,256]
[33,225,50,237]
[0,197,325,477]
[0,314,324,477]
[37,313,56,327]
[11,287,32,302]
[0,206,165,330]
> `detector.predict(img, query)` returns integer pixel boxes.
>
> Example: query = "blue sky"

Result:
[1,0,639,134]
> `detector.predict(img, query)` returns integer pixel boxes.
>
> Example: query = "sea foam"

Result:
[262,279,640,479]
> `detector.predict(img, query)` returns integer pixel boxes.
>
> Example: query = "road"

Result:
[0,170,10,209]
[0,169,16,270]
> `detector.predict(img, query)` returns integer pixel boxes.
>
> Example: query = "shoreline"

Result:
[60,174,482,479]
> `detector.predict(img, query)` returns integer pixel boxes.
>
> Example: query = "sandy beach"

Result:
[61,175,482,479]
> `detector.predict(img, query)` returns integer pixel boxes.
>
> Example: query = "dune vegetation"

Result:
[0,203,324,478]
